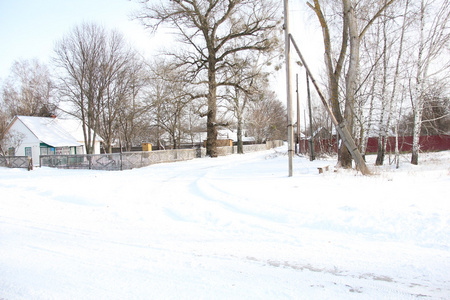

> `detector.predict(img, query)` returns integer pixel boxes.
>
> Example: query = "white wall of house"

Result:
[95,142,100,155]
[73,140,100,155]
[5,116,102,166]
[57,119,101,155]
[7,120,41,166]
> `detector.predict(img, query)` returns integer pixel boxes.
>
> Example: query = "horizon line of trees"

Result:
[0,1,287,156]
[0,50,287,154]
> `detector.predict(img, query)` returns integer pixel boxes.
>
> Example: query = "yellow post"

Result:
[142,143,152,151]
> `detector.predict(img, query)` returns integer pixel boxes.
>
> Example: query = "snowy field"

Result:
[1,147,449,299]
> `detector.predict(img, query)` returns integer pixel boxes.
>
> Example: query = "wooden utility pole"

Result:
[304,110,308,153]
[289,34,370,175]
[296,73,301,154]
[306,72,315,161]
[284,0,294,176]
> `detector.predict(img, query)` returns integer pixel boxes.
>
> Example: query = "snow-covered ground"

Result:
[1,147,449,299]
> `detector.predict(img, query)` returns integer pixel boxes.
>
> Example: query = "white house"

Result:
[4,116,102,166]
[192,129,256,144]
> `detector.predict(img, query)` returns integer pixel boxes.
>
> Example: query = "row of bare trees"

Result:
[135,0,284,156]
[305,0,449,166]
[0,59,56,155]
[3,0,446,167]
[52,23,147,154]
[1,0,287,156]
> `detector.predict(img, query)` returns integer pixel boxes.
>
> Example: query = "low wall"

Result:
[216,140,284,156]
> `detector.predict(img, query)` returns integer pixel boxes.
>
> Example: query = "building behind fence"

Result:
[40,140,284,171]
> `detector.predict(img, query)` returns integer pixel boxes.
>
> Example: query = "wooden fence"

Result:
[0,156,33,170]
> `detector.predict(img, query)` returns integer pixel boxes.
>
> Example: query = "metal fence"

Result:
[39,140,283,171]
[40,148,207,171]
[299,135,450,155]
[0,156,33,170]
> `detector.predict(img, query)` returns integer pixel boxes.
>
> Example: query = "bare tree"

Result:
[135,0,281,157]
[356,24,381,158]
[410,0,449,165]
[223,51,272,153]
[399,82,450,136]
[184,99,206,146]
[307,0,349,166]
[0,96,10,151]
[307,0,395,168]
[0,130,25,157]
[98,47,146,153]
[54,23,142,154]
[1,59,55,117]
[420,82,450,135]
[143,58,195,149]
[116,64,149,152]
[376,0,410,166]
[54,23,106,154]
[246,91,286,143]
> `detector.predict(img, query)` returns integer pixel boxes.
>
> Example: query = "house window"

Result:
[25,147,32,157]
[70,146,80,154]
[76,146,84,154]
[40,144,55,156]
[40,147,48,155]
[8,147,15,156]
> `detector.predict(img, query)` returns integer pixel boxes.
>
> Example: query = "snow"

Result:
[15,116,82,147]
[1,147,449,299]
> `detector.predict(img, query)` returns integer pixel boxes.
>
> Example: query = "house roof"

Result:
[217,129,256,142]
[14,116,84,148]
[311,126,337,138]
[159,128,256,144]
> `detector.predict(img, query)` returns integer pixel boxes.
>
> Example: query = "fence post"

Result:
[28,157,33,171]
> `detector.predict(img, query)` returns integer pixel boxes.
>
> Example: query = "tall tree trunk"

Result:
[386,0,409,166]
[411,0,426,165]
[206,62,218,157]
[395,127,400,168]
[342,0,359,169]
[308,0,348,166]
[361,41,378,158]
[376,15,389,166]
[237,111,244,154]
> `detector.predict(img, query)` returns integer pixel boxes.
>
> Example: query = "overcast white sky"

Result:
[0,0,323,107]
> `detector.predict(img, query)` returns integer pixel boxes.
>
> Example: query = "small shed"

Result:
[3,116,102,166]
